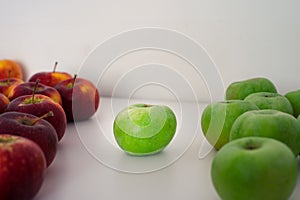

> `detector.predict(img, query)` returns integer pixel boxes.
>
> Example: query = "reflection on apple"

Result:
[201,100,258,150]
[55,75,100,122]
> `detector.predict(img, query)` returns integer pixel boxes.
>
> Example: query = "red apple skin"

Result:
[0,93,9,113]
[0,111,58,167]
[0,77,24,97]
[55,77,100,121]
[6,94,67,141]
[29,71,72,87]
[8,81,63,105]
[0,134,46,200]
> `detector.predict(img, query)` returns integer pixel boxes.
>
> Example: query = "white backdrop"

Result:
[2,1,300,199]
[1,0,299,101]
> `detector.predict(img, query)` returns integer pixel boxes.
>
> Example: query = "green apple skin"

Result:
[230,109,300,155]
[285,90,300,117]
[201,100,258,150]
[225,77,277,100]
[211,137,298,200]
[244,92,294,115]
[113,104,177,156]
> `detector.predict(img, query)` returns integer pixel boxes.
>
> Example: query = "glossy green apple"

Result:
[244,92,294,115]
[285,90,300,117]
[113,104,177,156]
[211,137,298,200]
[230,109,300,155]
[201,100,258,150]
[225,77,277,100]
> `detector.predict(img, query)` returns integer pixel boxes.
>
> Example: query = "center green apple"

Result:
[201,100,258,150]
[230,109,300,155]
[113,104,177,156]
[211,137,298,200]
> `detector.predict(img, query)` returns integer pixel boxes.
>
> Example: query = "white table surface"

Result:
[34,97,300,200]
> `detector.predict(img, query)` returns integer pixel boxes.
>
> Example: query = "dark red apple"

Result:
[0,111,58,167]
[6,94,67,141]
[8,80,62,105]
[0,93,9,113]
[55,76,100,121]
[28,62,72,87]
[0,134,46,200]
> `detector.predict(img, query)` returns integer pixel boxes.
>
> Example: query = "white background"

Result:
[1,0,300,100]
[1,1,300,200]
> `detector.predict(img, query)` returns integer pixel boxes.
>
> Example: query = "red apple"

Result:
[8,80,62,105]
[6,94,67,141]
[0,77,24,97]
[0,111,58,167]
[0,93,9,113]
[0,134,46,200]
[0,59,23,80]
[55,75,100,121]
[28,62,72,87]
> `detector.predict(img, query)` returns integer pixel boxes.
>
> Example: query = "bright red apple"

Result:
[0,134,46,200]
[0,111,58,167]
[55,75,100,121]
[0,93,9,113]
[6,94,67,141]
[28,62,72,87]
[8,80,62,105]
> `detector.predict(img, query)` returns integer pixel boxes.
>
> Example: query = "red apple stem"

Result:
[72,74,77,87]
[31,111,54,125]
[32,79,40,103]
[53,61,58,72]
[8,69,11,84]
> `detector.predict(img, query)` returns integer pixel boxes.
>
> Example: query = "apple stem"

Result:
[8,69,11,84]
[72,74,77,87]
[30,111,54,125]
[53,61,58,72]
[32,79,40,103]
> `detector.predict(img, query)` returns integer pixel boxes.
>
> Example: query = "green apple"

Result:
[285,90,300,117]
[225,77,277,100]
[201,100,258,150]
[211,137,298,200]
[230,109,300,155]
[113,104,177,156]
[244,92,294,115]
